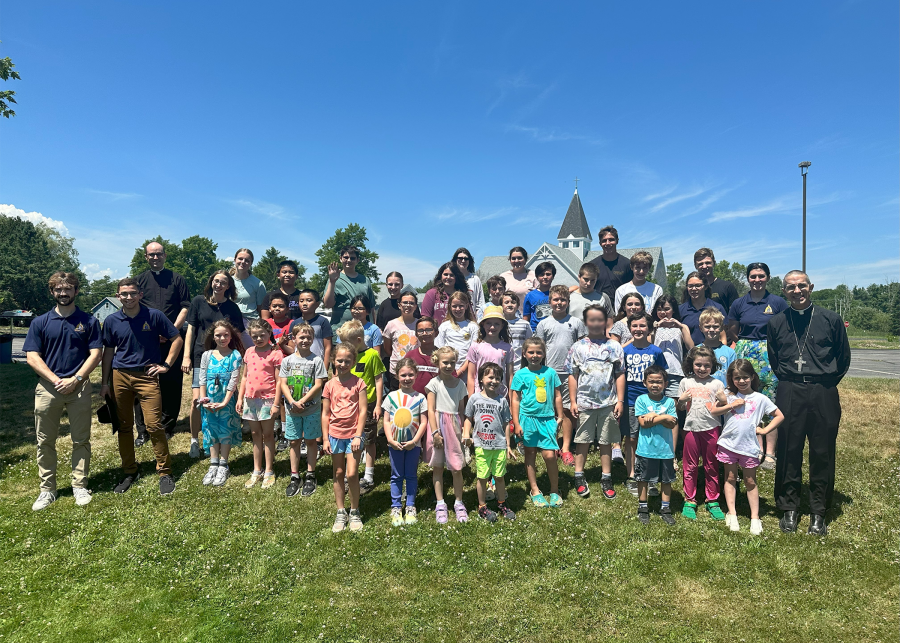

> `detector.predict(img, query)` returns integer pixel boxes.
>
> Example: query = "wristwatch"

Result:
[75,375,84,382]
[162,362,171,370]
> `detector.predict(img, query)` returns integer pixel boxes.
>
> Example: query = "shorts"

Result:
[475,447,507,479]
[285,411,322,441]
[192,368,201,389]
[716,445,761,469]
[558,377,571,408]
[575,407,619,445]
[329,435,365,455]
[521,415,558,451]
[619,405,639,440]
[241,397,274,421]
[364,407,379,441]
[634,455,677,484]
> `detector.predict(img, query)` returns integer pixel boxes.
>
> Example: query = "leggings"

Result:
[682,427,721,503]
[389,446,421,508]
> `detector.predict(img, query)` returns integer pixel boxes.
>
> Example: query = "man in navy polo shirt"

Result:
[100,277,183,496]
[694,248,740,315]
[24,272,103,511]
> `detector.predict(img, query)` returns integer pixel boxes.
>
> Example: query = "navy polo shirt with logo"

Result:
[23,307,102,378]
[727,292,788,341]
[102,304,179,369]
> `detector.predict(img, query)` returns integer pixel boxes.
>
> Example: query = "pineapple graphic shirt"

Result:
[511,365,561,419]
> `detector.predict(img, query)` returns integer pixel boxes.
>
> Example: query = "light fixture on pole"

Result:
[799,161,811,272]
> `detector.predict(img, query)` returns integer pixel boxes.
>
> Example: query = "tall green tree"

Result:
[253,246,306,291]
[713,259,749,296]
[0,217,56,312]
[0,41,21,118]
[665,262,684,298]
[309,224,380,295]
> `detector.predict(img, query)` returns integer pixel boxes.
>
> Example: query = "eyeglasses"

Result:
[456,256,469,262]
[350,307,367,312]
[341,255,358,261]
[399,302,416,307]
[118,292,140,299]
[146,253,165,258]
[416,328,435,335]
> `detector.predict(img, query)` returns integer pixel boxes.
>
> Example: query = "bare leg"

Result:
[598,444,612,475]
[220,444,231,461]
[524,447,541,495]
[543,448,559,494]
[332,454,346,510]
[723,463,738,516]
[190,388,201,440]
[347,448,361,510]
[248,420,263,472]
[433,466,445,501]
[305,439,318,473]
[638,481,648,502]
[624,436,637,478]
[574,442,590,475]
[661,482,671,503]
[289,440,302,473]
[365,441,375,472]
[451,469,464,503]
[494,476,508,503]
[476,478,487,505]
[260,418,275,473]
[744,467,759,519]
[561,410,574,454]
[209,444,220,461]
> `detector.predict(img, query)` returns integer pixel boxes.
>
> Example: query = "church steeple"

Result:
[557,188,592,260]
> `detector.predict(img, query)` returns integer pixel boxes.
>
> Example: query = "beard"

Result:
[55,294,74,305]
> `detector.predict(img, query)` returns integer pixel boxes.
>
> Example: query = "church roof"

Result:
[557,189,592,241]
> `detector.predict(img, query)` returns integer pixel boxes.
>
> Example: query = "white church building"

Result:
[476,189,667,289]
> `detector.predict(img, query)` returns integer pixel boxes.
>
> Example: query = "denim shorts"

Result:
[285,411,322,441]
[329,435,365,454]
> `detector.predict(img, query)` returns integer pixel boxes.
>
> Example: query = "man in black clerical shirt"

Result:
[766,270,850,536]
[134,241,191,443]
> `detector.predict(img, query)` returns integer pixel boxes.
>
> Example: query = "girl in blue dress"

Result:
[199,320,244,487]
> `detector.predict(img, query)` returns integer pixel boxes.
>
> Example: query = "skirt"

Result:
[422,411,465,471]
[735,339,778,402]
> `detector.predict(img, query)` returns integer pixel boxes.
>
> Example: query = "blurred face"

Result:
[629,317,649,340]
[632,262,649,282]
[269,299,287,320]
[481,369,502,396]
[249,327,271,348]
[415,322,436,347]
[656,302,674,320]
[645,373,666,396]
[334,349,355,374]
[440,268,456,289]
[693,356,713,379]
[210,274,230,298]
[213,326,232,349]
[399,295,417,318]
[600,232,617,254]
[437,354,456,376]
[51,283,77,306]
[695,256,715,280]
[748,269,769,292]
[481,319,502,338]
[117,285,141,310]
[341,252,359,271]
[584,309,607,337]
[733,371,754,393]
[449,299,467,320]
[234,251,253,274]
[386,276,403,298]
[501,296,518,317]
[784,274,813,308]
[455,253,471,273]
[524,344,544,368]
[686,277,705,301]
[578,272,597,292]
[624,296,643,317]
[536,270,554,289]
[350,302,368,322]
[298,292,318,315]
[145,243,166,271]
[293,329,313,352]
[278,265,297,288]
[489,283,505,302]
[509,252,526,271]
[701,320,722,341]
[549,292,568,315]
[397,366,417,389]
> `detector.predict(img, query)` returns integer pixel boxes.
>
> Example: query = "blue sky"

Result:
[2,2,898,289]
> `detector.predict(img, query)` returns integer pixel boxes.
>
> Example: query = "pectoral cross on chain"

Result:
[794,356,806,372]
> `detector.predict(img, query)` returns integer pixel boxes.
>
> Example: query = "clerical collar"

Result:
[791,303,813,315]
[152,269,163,275]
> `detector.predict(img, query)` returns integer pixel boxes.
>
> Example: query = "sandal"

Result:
[530,493,550,508]
[548,493,563,508]
[760,454,777,471]
[682,501,698,520]
[706,501,726,521]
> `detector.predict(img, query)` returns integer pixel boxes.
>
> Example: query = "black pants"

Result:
[774,381,841,516]
[135,340,185,435]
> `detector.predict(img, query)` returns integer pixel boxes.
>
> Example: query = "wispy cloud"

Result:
[80,263,120,281]
[229,198,291,220]
[0,204,69,234]
[642,186,679,202]
[430,206,518,223]
[647,187,709,213]
[86,189,143,201]
[505,124,603,145]
[707,198,789,223]
[487,71,539,115]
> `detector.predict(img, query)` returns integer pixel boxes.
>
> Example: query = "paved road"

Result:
[9,337,900,378]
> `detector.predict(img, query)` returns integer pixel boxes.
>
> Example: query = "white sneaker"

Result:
[73,488,92,506]
[189,441,201,459]
[212,464,230,487]
[726,514,740,531]
[750,518,763,536]
[32,491,56,511]
[300,441,307,456]
[332,509,348,533]
[202,464,218,485]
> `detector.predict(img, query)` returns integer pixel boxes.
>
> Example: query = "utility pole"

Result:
[799,161,811,272]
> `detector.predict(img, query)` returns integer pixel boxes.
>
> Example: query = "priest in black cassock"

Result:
[767,270,850,536]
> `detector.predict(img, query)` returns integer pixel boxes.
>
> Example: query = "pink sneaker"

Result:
[454,500,469,523]
[435,502,449,525]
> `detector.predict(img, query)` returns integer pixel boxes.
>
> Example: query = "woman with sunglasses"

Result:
[452,247,486,320]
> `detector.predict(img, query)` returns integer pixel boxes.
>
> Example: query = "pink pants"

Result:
[682,427,721,503]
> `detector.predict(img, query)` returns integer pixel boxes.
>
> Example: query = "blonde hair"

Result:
[446,290,475,330]
[291,322,315,339]
[333,343,357,361]
[247,318,272,338]
[698,308,725,328]
[431,346,459,366]
[337,319,365,344]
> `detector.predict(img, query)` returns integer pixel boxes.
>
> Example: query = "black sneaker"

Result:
[134,432,148,447]
[276,437,289,453]
[601,477,616,500]
[301,473,317,497]
[477,505,498,522]
[660,506,676,526]
[359,478,375,495]
[159,475,175,495]
[497,503,516,520]
[114,470,141,494]
[574,476,590,498]
[637,506,650,525]
[286,475,302,498]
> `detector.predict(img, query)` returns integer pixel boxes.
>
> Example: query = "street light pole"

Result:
[799,161,811,272]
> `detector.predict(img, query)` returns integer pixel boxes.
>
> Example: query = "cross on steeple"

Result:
[574,176,579,191]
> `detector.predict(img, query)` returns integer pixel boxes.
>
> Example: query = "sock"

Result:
[191,438,199,445]
[219,458,228,467]
[364,467,374,482]
[436,499,446,507]
[662,501,670,510]
[639,501,648,511]
[209,458,219,466]
[574,471,584,479]
[291,471,299,477]
[602,472,611,480]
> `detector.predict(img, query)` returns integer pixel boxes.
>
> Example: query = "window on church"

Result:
[573,241,579,248]
[562,241,569,248]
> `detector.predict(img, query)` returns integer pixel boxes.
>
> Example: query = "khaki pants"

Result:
[35,378,94,493]
[112,369,171,476]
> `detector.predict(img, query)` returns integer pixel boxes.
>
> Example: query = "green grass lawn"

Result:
[1,365,897,643]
